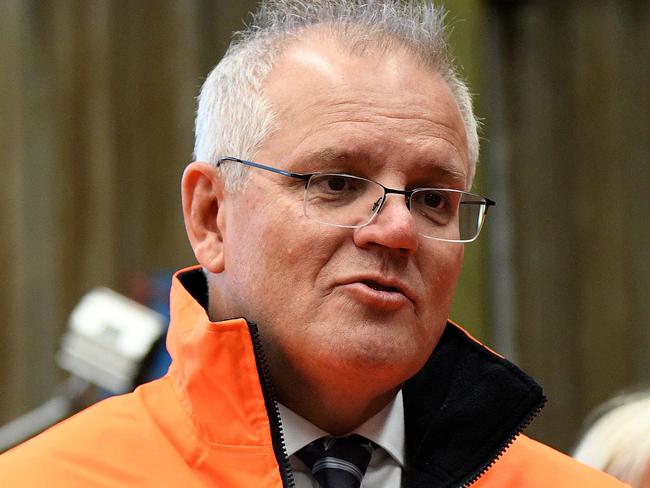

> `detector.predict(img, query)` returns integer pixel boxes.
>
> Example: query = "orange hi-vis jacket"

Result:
[0,267,626,487]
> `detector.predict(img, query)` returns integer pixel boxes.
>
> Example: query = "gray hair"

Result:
[194,0,480,189]
[573,391,650,487]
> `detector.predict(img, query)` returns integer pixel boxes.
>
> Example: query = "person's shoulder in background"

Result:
[573,390,650,488]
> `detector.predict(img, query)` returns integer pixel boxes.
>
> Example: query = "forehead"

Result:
[256,35,470,187]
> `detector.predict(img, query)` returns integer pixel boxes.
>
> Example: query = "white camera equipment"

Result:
[0,288,166,453]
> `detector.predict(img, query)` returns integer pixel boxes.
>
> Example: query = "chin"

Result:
[329,336,430,384]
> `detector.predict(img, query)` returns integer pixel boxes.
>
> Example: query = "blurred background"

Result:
[1,0,648,453]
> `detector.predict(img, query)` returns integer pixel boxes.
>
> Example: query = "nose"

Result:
[353,194,419,256]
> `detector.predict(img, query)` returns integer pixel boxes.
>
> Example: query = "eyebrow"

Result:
[300,148,468,187]
[428,164,468,186]
[300,148,361,166]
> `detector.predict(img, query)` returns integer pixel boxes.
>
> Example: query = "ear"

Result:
[181,162,228,273]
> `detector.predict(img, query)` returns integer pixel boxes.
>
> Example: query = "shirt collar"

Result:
[278,390,405,467]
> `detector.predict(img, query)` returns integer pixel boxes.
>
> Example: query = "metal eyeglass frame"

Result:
[216,156,496,243]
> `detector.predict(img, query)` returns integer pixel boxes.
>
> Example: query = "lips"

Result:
[336,275,417,309]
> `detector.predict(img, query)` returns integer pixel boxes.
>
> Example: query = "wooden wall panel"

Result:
[485,0,650,451]
[0,0,30,419]
[0,0,258,424]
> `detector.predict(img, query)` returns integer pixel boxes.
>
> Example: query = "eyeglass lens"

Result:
[304,174,487,242]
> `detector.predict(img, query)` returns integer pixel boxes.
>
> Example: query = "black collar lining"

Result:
[403,324,545,487]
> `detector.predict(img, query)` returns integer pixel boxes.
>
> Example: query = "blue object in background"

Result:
[136,270,174,383]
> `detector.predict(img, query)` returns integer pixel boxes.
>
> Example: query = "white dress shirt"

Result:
[278,390,405,488]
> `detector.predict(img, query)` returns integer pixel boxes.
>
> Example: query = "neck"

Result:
[273,369,400,435]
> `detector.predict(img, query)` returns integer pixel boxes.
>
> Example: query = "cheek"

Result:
[232,205,328,290]
[264,224,339,288]
[421,244,464,306]
[224,198,279,282]
[442,247,464,292]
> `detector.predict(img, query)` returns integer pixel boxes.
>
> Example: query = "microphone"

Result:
[0,287,166,453]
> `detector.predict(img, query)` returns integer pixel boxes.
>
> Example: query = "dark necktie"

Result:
[295,434,375,488]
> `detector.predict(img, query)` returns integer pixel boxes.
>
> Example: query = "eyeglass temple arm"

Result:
[484,199,496,214]
[462,198,496,213]
[217,157,311,182]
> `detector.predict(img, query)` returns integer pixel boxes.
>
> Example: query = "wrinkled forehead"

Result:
[257,34,470,186]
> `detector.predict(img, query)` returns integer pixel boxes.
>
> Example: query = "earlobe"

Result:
[181,162,227,273]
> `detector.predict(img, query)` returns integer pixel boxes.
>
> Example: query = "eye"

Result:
[411,189,459,226]
[307,174,373,209]
[325,175,348,192]
[422,190,447,210]
[311,174,365,195]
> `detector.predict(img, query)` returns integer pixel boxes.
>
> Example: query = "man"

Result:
[0,1,626,486]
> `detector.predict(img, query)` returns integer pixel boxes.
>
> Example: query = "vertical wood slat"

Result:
[75,0,119,290]
[0,0,29,419]
[484,3,521,362]
[17,0,81,406]
[52,0,86,316]
[626,5,650,383]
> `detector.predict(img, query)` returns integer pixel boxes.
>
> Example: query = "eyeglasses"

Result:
[217,157,495,243]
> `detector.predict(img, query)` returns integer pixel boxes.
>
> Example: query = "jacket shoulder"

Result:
[0,378,203,488]
[473,435,629,487]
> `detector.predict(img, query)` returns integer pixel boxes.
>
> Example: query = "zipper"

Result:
[248,321,296,488]
[461,395,547,487]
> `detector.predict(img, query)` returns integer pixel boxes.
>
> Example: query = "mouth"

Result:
[336,276,416,311]
[361,280,402,293]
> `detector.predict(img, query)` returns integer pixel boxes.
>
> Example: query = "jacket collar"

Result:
[166,266,274,447]
[403,324,545,487]
[167,266,545,487]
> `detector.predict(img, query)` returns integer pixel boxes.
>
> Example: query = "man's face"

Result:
[212,39,469,396]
